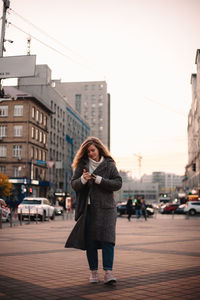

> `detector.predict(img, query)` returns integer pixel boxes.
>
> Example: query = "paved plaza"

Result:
[0,214,200,299]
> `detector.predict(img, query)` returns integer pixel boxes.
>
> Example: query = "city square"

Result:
[0,215,200,299]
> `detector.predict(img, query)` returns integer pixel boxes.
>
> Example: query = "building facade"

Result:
[0,87,52,201]
[54,80,110,149]
[184,49,200,192]
[17,65,90,202]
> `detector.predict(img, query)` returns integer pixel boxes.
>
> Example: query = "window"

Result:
[36,148,39,159]
[14,105,23,116]
[0,166,6,174]
[0,146,7,157]
[31,127,35,139]
[35,129,39,140]
[0,106,8,116]
[32,107,35,119]
[0,125,7,137]
[13,166,21,177]
[36,110,39,122]
[44,115,47,127]
[43,133,46,144]
[14,125,23,137]
[13,145,22,158]
[39,131,43,143]
[40,112,43,124]
[75,94,81,113]
[31,147,34,158]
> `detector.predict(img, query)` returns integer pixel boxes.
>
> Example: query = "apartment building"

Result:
[184,49,200,191]
[0,87,52,201]
[54,80,110,149]
[17,64,90,201]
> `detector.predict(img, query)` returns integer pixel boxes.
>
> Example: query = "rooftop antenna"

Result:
[27,35,31,55]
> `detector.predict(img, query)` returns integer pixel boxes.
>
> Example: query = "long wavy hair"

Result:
[72,136,115,171]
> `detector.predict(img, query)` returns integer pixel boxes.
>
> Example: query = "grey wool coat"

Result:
[67,157,122,249]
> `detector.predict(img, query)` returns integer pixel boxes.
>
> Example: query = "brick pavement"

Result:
[0,215,200,299]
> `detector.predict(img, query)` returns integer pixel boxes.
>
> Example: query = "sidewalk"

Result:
[0,215,200,299]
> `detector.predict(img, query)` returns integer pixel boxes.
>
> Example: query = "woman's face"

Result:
[87,144,100,161]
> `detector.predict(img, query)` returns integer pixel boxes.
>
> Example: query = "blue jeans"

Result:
[136,208,142,219]
[86,207,114,271]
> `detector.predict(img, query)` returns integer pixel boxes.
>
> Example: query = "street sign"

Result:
[47,161,55,168]
[0,55,36,79]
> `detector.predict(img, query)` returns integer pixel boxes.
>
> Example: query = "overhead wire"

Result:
[7,9,104,78]
[144,96,187,117]
[9,8,88,63]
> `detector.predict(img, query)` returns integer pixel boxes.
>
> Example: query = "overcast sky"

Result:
[1,0,199,177]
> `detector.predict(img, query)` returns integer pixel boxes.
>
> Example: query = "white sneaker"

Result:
[104,270,116,285]
[90,270,99,283]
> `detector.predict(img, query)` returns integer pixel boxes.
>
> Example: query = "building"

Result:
[184,49,200,192]
[54,80,110,148]
[117,170,159,203]
[16,64,90,202]
[152,171,183,196]
[0,87,52,201]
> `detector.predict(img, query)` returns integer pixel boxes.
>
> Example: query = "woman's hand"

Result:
[83,169,91,181]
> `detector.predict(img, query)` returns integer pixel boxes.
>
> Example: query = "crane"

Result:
[134,153,143,179]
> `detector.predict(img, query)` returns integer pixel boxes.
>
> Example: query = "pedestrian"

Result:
[135,196,142,219]
[65,137,122,285]
[141,198,147,221]
[126,196,133,221]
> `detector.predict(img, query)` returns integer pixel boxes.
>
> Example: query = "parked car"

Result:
[17,197,55,220]
[54,205,64,215]
[159,203,179,214]
[184,201,200,216]
[117,202,154,216]
[174,204,186,214]
[0,198,10,222]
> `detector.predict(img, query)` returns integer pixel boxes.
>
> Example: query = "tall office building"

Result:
[54,80,110,149]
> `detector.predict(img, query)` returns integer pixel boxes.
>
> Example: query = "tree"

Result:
[0,173,12,197]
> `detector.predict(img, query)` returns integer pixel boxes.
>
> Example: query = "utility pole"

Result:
[0,0,10,95]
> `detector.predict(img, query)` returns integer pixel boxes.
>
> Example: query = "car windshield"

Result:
[22,200,42,205]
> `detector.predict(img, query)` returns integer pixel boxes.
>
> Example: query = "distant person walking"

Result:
[135,196,142,219]
[65,137,122,285]
[126,196,133,221]
[141,198,147,221]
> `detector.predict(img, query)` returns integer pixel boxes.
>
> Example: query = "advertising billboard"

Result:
[0,55,36,79]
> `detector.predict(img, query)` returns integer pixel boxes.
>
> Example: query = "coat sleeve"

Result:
[71,164,87,192]
[99,163,122,192]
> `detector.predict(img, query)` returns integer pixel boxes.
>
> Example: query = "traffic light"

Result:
[192,163,196,172]
[29,187,33,194]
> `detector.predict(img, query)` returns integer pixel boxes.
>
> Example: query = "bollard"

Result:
[172,210,174,219]
[42,208,44,222]
[62,210,65,220]
[20,209,22,225]
[0,209,2,229]
[36,208,38,224]
[10,208,13,228]
[48,208,50,222]
[28,207,31,224]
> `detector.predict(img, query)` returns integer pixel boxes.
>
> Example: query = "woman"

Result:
[66,137,122,285]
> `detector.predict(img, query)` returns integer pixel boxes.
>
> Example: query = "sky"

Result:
[1,0,199,178]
